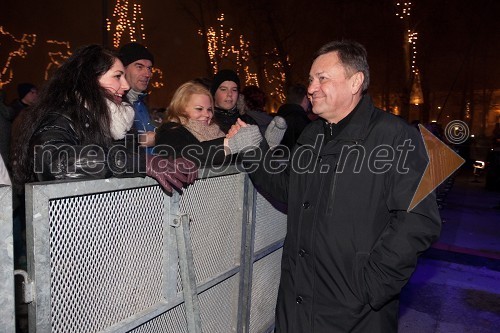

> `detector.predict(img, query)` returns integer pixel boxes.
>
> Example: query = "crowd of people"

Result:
[0,40,444,333]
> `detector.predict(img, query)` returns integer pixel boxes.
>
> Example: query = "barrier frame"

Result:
[22,165,286,333]
[0,185,15,333]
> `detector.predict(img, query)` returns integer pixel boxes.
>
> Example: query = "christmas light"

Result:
[45,40,72,80]
[198,13,256,83]
[0,26,36,88]
[150,67,164,88]
[264,48,288,103]
[408,31,419,74]
[107,0,146,49]
[395,2,412,19]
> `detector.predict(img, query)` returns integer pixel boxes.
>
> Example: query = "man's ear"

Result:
[351,72,364,94]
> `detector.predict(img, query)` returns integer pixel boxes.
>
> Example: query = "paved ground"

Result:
[399,168,500,332]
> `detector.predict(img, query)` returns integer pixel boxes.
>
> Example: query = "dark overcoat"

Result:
[249,95,441,332]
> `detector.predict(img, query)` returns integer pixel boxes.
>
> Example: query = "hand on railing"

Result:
[146,155,198,193]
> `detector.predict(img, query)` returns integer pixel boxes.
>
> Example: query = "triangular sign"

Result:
[408,124,465,211]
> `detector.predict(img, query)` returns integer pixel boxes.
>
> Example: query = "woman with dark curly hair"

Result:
[12,44,196,193]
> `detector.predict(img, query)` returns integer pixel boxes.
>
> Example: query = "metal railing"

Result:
[0,185,15,333]
[19,166,286,332]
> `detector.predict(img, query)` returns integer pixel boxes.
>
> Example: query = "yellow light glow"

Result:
[0,26,36,88]
[45,40,72,80]
[107,0,146,49]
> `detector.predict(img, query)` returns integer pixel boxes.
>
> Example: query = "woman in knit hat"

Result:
[210,69,256,133]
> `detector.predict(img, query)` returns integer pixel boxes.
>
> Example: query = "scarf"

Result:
[107,99,135,140]
[183,119,225,142]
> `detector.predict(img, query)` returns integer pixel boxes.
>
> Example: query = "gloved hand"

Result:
[265,116,287,149]
[227,124,262,154]
[146,155,198,193]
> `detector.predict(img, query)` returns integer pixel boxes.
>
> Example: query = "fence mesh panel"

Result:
[179,174,244,285]
[249,249,283,333]
[131,303,188,333]
[253,192,287,253]
[48,186,165,333]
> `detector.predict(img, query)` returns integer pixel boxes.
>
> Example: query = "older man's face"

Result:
[308,51,362,124]
[124,59,153,92]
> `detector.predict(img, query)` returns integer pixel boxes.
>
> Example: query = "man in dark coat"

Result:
[247,40,441,332]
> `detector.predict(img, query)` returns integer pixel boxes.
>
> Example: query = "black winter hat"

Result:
[210,69,240,95]
[118,42,154,67]
[17,83,36,100]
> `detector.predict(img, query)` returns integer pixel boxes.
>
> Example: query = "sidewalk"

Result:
[399,168,500,332]
[434,169,500,259]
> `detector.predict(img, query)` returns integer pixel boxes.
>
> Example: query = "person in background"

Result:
[12,44,197,194]
[246,40,441,332]
[118,42,156,150]
[0,90,16,168]
[210,69,256,133]
[155,81,264,166]
[239,85,272,135]
[11,83,38,114]
[276,83,311,152]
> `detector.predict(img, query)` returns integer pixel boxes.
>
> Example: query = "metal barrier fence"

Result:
[0,185,15,333]
[20,166,286,332]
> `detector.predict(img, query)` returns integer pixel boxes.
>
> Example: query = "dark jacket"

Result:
[213,106,256,133]
[249,96,441,332]
[30,110,145,182]
[276,103,310,152]
[155,122,227,166]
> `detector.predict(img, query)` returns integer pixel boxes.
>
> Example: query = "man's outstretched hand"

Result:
[146,155,198,193]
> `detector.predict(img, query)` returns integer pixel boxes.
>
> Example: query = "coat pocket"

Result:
[352,252,370,304]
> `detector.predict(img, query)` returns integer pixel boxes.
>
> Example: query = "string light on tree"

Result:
[198,13,255,83]
[395,2,412,19]
[150,68,164,89]
[45,40,73,80]
[408,31,418,74]
[0,26,36,88]
[264,48,288,103]
[107,0,146,49]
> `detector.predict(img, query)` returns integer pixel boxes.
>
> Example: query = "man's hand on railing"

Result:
[146,155,198,193]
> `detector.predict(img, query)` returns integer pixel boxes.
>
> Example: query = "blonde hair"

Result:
[165,81,214,124]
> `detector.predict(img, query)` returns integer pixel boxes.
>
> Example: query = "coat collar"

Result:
[297,95,376,152]
[297,95,375,154]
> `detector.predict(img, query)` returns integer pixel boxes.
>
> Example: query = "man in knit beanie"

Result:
[210,69,256,133]
[11,83,38,114]
[118,42,156,150]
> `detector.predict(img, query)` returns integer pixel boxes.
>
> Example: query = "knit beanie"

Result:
[18,83,35,100]
[210,69,240,95]
[118,42,154,67]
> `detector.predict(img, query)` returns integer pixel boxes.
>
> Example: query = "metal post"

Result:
[170,203,202,333]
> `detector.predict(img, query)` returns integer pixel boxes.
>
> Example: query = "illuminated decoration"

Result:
[408,31,419,74]
[395,1,412,19]
[465,101,471,119]
[0,26,36,88]
[264,48,288,103]
[150,67,164,89]
[45,40,73,80]
[395,1,423,106]
[410,71,424,105]
[198,13,256,84]
[107,0,146,49]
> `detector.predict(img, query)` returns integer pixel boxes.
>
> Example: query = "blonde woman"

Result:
[155,81,263,166]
